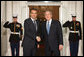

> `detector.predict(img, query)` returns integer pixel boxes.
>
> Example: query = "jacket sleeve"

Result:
[79,22,82,40]
[3,21,10,28]
[20,24,23,35]
[63,21,70,27]
[40,22,45,40]
[57,21,63,45]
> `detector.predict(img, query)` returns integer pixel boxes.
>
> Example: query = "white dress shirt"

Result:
[31,18,37,23]
[46,19,52,28]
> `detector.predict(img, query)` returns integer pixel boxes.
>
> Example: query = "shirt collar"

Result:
[47,19,52,24]
[31,17,37,22]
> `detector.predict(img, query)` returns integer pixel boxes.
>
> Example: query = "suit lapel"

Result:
[44,21,48,35]
[29,18,36,32]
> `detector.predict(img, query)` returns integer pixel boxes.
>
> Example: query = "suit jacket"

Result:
[22,18,40,48]
[63,21,82,41]
[3,21,23,43]
[42,19,63,51]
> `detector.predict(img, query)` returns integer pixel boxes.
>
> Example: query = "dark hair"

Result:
[30,8,38,13]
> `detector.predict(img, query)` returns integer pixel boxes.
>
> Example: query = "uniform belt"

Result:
[11,32,20,34]
[69,31,79,33]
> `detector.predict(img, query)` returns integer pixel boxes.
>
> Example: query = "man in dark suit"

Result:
[41,10,63,56]
[22,8,41,56]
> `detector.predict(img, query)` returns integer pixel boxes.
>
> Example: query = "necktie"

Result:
[46,21,50,35]
[14,23,16,33]
[74,22,76,40]
[74,22,76,33]
[34,20,37,31]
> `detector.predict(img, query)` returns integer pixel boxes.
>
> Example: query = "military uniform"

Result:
[63,19,82,56]
[3,20,23,56]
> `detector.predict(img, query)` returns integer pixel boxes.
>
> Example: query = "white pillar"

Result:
[1,1,7,56]
[76,1,83,56]
[62,1,83,56]
[6,1,13,56]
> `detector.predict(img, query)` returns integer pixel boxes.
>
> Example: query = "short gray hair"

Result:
[44,10,52,15]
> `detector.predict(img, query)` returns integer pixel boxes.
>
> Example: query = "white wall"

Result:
[61,1,83,56]
[1,1,83,56]
[1,1,7,56]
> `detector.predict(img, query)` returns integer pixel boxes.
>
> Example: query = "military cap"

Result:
[72,16,76,17]
[13,14,18,18]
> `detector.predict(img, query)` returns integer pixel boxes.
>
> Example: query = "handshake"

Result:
[36,36,41,42]
[36,36,41,48]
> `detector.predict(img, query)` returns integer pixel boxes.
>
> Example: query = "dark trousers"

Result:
[23,46,36,56]
[10,42,20,56]
[45,43,60,56]
[69,40,79,56]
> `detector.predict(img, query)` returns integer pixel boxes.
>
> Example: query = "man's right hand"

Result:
[59,45,63,51]
[36,36,41,42]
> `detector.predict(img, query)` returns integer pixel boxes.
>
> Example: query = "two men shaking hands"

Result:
[22,8,63,56]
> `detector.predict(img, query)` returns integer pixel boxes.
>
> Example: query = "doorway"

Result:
[28,6,60,56]
[28,6,60,21]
